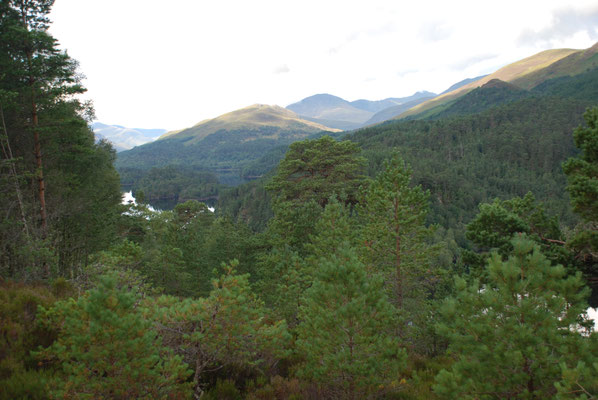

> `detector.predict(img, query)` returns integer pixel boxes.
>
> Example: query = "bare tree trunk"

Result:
[21,2,49,277]
[20,0,47,235]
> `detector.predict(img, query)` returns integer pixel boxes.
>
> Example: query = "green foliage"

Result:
[37,275,192,399]
[0,281,59,400]
[245,375,305,400]
[420,80,529,120]
[434,237,593,399]
[217,178,274,232]
[360,154,434,302]
[348,96,588,237]
[0,0,122,279]
[555,333,598,399]
[563,107,598,221]
[465,192,573,277]
[359,154,440,352]
[203,379,243,400]
[123,165,221,205]
[145,261,290,397]
[115,199,259,297]
[563,107,598,283]
[266,135,366,208]
[116,125,323,186]
[296,244,406,398]
[77,239,159,298]
[533,66,598,103]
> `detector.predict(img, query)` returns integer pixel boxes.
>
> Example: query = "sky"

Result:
[48,0,598,131]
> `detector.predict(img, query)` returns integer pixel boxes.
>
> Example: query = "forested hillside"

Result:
[1,1,597,399]
[116,104,339,186]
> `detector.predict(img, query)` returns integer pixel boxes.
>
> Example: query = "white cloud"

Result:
[518,5,598,46]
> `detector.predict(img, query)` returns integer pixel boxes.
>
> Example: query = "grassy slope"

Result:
[159,104,340,143]
[512,42,598,89]
[398,47,581,118]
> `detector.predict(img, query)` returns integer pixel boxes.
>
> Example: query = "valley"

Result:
[2,2,597,397]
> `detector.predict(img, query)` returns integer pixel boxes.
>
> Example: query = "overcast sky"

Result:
[48,0,598,130]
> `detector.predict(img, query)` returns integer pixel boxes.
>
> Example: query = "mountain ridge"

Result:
[159,104,339,143]
[398,46,583,119]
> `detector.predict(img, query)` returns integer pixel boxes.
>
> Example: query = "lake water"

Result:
[121,191,214,212]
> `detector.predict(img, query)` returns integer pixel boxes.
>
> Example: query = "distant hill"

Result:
[159,104,336,142]
[92,123,166,152]
[361,95,436,126]
[350,91,437,113]
[286,94,374,129]
[286,91,437,130]
[116,104,339,185]
[399,45,589,119]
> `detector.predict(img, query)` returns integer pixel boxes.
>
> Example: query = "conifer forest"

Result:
[1,1,597,399]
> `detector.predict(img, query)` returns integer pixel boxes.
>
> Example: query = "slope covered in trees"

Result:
[116,104,339,185]
[1,2,597,398]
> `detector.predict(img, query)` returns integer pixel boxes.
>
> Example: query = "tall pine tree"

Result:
[434,237,593,399]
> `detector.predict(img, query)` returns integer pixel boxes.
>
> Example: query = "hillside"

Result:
[512,42,598,89]
[399,46,584,118]
[407,65,598,120]
[116,104,339,185]
[223,96,591,239]
[412,79,529,120]
[159,104,336,143]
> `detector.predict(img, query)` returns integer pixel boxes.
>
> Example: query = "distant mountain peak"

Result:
[160,103,339,142]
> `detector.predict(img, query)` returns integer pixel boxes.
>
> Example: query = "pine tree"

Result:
[266,135,366,208]
[0,0,122,278]
[464,192,572,277]
[434,236,593,399]
[145,261,289,398]
[296,244,406,399]
[359,152,437,345]
[37,275,192,399]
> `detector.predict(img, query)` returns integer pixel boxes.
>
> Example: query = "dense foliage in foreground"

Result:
[1,1,597,399]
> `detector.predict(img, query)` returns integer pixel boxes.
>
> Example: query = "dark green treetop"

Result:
[435,236,592,399]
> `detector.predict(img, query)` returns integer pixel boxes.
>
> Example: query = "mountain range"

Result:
[92,123,166,152]
[117,42,598,194]
[285,91,437,130]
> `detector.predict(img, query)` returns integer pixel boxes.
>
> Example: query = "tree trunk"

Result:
[21,1,47,235]
[22,2,48,277]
